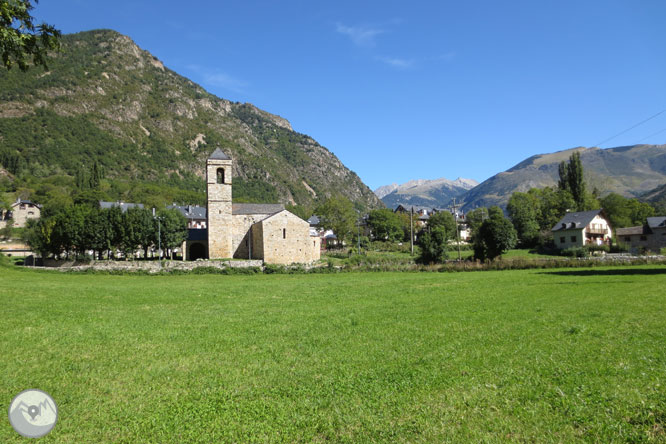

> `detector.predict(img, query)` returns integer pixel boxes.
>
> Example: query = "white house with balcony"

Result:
[551,209,612,250]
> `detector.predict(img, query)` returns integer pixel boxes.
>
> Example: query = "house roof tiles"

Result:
[551,209,604,232]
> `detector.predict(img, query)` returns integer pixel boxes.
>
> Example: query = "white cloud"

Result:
[375,56,414,69]
[186,65,247,93]
[336,23,385,47]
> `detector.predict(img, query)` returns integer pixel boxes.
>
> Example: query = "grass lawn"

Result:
[1,265,665,443]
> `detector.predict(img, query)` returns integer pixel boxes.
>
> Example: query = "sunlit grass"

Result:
[1,266,665,443]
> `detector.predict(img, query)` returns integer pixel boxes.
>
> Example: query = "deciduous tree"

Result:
[0,0,60,71]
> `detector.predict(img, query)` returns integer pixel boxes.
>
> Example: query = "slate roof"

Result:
[232,203,284,215]
[167,204,207,220]
[12,199,41,208]
[99,201,144,212]
[647,216,666,229]
[308,215,320,226]
[616,226,649,236]
[208,148,231,160]
[551,209,603,232]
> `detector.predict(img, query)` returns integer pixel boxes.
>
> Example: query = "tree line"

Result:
[314,152,662,264]
[24,205,188,260]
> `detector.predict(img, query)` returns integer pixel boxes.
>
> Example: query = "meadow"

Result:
[1,265,665,443]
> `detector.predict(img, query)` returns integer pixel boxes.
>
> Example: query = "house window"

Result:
[560,237,565,244]
[570,236,576,243]
[216,168,225,184]
[283,228,286,239]
[624,236,631,242]
[640,235,647,241]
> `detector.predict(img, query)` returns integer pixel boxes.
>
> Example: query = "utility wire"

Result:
[594,109,665,147]
[636,126,666,144]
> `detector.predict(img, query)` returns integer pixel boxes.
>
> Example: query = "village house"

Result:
[551,209,612,249]
[0,198,42,228]
[616,216,666,254]
[307,215,338,250]
[167,204,207,229]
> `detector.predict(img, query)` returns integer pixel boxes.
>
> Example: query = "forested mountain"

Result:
[460,145,666,211]
[0,30,382,211]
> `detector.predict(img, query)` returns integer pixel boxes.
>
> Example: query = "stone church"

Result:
[183,148,320,264]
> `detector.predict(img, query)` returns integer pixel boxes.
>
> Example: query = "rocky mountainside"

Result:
[375,177,478,209]
[640,182,666,213]
[460,145,666,211]
[0,30,382,210]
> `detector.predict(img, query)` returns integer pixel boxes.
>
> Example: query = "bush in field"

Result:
[418,225,448,264]
[474,210,518,261]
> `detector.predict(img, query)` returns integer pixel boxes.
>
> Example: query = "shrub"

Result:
[561,247,586,258]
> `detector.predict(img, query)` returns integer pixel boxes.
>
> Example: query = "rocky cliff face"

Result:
[0,30,382,210]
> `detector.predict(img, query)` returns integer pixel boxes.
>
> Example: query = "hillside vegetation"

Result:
[0,30,382,211]
[461,145,666,210]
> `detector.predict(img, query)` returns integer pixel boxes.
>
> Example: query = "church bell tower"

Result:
[207,148,233,259]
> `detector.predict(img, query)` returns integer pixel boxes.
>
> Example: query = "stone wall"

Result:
[42,258,263,272]
[255,210,320,264]
[232,213,273,259]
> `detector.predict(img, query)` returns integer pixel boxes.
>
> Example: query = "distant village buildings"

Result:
[393,204,470,241]
[0,199,42,228]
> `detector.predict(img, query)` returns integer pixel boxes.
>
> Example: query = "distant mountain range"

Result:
[375,177,479,209]
[375,144,666,211]
[460,144,666,211]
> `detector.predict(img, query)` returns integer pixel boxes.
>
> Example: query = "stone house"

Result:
[0,199,41,228]
[199,148,320,264]
[551,209,612,250]
[616,216,666,254]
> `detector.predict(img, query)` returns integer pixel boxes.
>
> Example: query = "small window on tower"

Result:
[216,168,225,184]
[283,228,286,239]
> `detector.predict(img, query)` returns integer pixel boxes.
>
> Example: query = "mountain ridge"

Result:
[460,144,666,210]
[375,176,479,208]
[0,29,382,210]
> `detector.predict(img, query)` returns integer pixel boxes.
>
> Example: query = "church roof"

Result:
[232,203,284,215]
[208,148,231,160]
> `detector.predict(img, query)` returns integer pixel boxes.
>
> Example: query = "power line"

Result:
[594,109,665,147]
[636,126,666,144]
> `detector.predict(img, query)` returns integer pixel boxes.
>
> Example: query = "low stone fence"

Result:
[42,258,263,273]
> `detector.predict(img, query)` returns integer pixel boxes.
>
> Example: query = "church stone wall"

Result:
[257,210,320,264]
[232,213,273,259]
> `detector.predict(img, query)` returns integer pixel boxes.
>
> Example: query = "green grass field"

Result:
[1,265,665,443]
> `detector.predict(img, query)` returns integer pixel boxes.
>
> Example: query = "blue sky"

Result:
[33,1,666,189]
